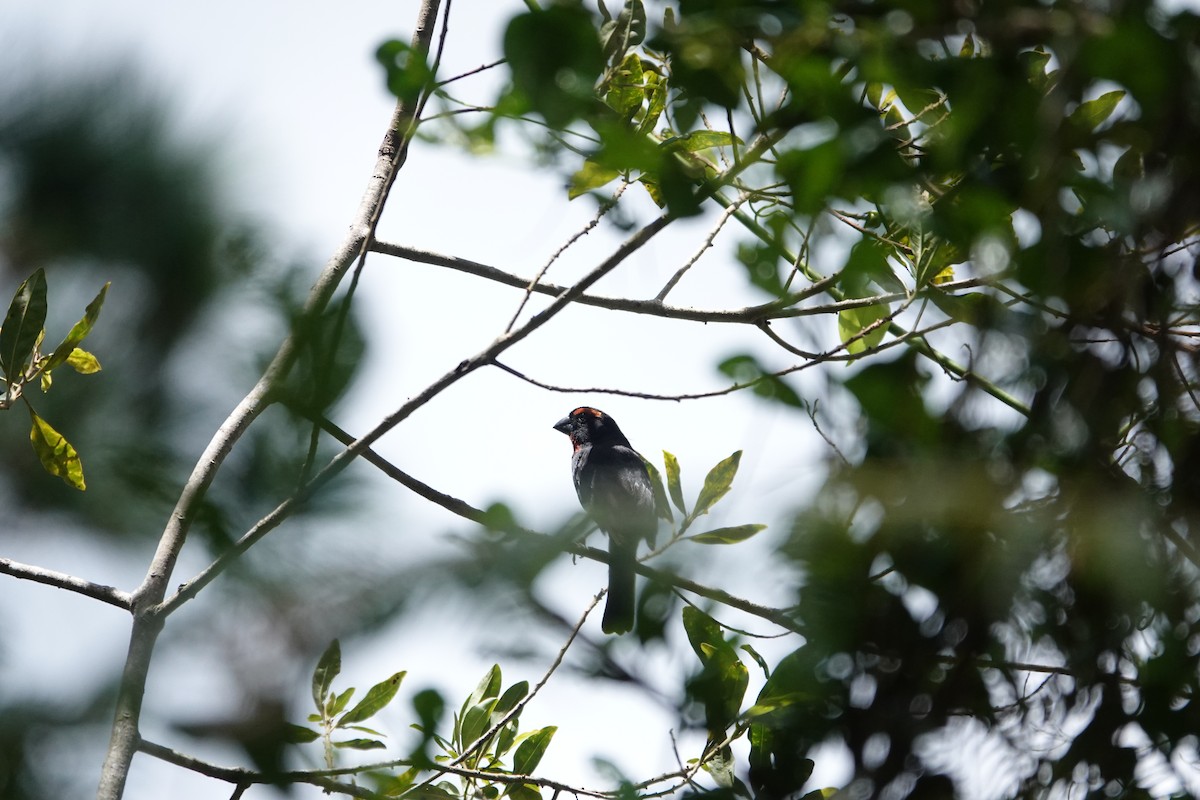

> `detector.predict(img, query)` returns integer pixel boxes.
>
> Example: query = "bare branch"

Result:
[0,557,131,610]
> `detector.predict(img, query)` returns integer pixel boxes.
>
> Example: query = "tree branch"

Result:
[0,557,131,610]
[95,4,447,798]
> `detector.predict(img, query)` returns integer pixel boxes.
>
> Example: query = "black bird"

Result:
[553,407,657,634]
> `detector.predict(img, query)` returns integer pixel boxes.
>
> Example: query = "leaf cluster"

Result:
[0,268,108,490]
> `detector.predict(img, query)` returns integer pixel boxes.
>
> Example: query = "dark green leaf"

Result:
[28,408,85,490]
[1,268,48,380]
[688,524,766,544]
[333,738,386,751]
[504,5,605,128]
[312,640,341,710]
[493,680,529,719]
[459,701,494,749]
[44,281,109,373]
[717,354,804,409]
[283,724,321,744]
[339,671,406,726]
[375,39,435,105]
[693,451,743,519]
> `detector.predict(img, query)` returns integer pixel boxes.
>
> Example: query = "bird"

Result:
[553,407,657,634]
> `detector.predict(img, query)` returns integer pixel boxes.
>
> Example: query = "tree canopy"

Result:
[3,0,1200,798]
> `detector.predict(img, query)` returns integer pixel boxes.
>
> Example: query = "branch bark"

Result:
[0,557,131,609]
[93,3,444,797]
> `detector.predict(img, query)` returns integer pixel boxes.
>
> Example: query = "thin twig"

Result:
[505,181,629,333]
[655,193,747,301]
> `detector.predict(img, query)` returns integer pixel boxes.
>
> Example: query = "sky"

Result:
[2,2,835,798]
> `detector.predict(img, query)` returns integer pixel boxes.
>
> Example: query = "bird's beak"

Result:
[552,416,571,434]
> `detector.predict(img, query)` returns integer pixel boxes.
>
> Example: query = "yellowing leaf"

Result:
[28,408,85,490]
[66,348,102,374]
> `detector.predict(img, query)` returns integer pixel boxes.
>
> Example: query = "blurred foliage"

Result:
[384,0,1200,796]
[0,63,377,799]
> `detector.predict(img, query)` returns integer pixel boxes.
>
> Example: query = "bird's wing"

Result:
[583,445,657,541]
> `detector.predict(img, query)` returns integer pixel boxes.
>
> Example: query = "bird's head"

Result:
[553,406,631,450]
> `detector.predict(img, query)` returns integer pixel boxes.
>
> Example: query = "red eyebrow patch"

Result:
[573,407,602,417]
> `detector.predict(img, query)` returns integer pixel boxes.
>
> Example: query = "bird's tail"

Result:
[603,536,637,634]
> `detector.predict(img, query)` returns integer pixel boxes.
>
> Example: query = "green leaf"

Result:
[340,671,406,726]
[511,726,557,775]
[504,4,606,128]
[837,304,890,355]
[640,456,674,523]
[459,701,494,749]
[1068,90,1125,132]
[717,354,803,408]
[663,450,687,515]
[960,32,975,57]
[1,268,48,380]
[328,687,356,718]
[927,290,1008,326]
[28,408,85,490]
[469,665,503,706]
[665,130,742,153]
[333,737,386,751]
[375,39,434,105]
[312,640,342,710]
[43,281,109,374]
[688,524,766,545]
[283,724,321,744]
[493,680,529,719]
[600,0,647,63]
[568,159,621,200]
[506,785,542,800]
[637,70,668,135]
[65,348,102,374]
[693,451,742,519]
[605,53,644,118]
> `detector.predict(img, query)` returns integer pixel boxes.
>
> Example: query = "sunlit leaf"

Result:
[511,726,556,775]
[693,451,742,518]
[688,524,766,544]
[44,281,109,373]
[340,671,406,726]
[1068,90,1125,132]
[64,348,102,374]
[663,450,686,515]
[28,408,85,490]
